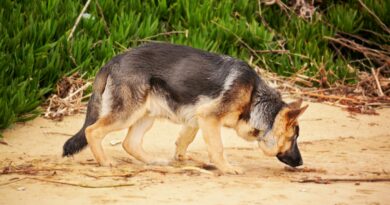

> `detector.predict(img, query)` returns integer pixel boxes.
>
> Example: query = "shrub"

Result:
[0,0,388,131]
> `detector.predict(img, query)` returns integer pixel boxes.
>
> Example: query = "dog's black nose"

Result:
[293,161,303,167]
[298,159,303,166]
[276,153,303,167]
[288,159,303,167]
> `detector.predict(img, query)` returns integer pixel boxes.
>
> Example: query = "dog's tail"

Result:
[62,66,111,157]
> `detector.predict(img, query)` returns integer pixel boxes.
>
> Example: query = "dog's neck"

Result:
[249,82,285,131]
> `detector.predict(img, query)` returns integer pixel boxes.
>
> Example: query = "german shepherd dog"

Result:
[63,43,308,174]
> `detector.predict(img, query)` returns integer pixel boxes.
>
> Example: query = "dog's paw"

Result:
[174,153,188,161]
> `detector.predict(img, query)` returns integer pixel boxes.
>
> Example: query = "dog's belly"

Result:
[145,94,199,126]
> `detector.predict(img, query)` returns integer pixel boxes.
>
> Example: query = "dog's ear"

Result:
[288,99,303,109]
[286,104,308,126]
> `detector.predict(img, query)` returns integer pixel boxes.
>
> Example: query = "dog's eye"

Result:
[294,125,300,139]
[288,126,299,141]
[287,126,299,142]
[251,129,260,136]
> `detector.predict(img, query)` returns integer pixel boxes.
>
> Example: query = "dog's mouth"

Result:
[257,129,280,156]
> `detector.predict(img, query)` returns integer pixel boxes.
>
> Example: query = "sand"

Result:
[1,101,389,205]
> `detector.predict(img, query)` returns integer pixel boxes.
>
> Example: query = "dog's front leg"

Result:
[174,125,199,161]
[198,116,243,175]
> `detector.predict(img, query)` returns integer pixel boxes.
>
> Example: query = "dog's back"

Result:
[115,43,255,105]
[102,43,260,123]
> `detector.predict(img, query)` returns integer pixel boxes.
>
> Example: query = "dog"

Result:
[63,43,308,174]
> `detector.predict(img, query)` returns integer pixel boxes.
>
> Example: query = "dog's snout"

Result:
[276,140,303,167]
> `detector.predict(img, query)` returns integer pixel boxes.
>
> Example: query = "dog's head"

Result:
[258,99,308,167]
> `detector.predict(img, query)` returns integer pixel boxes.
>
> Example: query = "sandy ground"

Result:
[1,101,390,205]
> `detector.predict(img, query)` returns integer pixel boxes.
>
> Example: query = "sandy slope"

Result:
[0,101,389,205]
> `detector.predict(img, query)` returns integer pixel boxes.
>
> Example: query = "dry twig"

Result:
[1,164,70,175]
[67,0,92,41]
[211,20,261,61]
[324,35,390,66]
[371,67,384,96]
[0,178,26,186]
[29,177,135,188]
[253,64,390,114]
[82,165,214,180]
[289,90,360,104]
[358,0,390,35]
[131,30,189,44]
[143,30,189,40]
[292,177,390,184]
[0,138,8,145]
[180,166,214,175]
[95,0,111,36]
[43,131,73,136]
[83,173,134,179]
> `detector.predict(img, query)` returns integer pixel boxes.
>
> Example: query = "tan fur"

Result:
[85,105,148,166]
[122,116,169,165]
[198,115,243,174]
[274,108,296,150]
[193,85,253,174]
[259,102,308,156]
[235,120,259,141]
[85,116,118,166]
[174,125,199,160]
[223,85,258,142]
[221,84,252,126]
[287,98,303,109]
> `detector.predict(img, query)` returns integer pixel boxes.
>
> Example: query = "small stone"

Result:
[110,140,122,146]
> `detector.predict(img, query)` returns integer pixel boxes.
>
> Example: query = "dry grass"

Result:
[43,73,91,121]
[252,62,390,115]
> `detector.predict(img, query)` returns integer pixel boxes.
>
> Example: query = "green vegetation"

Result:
[1,0,389,131]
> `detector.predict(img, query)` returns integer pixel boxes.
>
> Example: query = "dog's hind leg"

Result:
[85,106,148,167]
[174,125,198,161]
[122,116,169,165]
[85,117,128,167]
